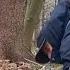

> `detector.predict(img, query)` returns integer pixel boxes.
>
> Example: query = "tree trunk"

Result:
[0,0,43,62]
[24,0,43,51]
[0,0,29,62]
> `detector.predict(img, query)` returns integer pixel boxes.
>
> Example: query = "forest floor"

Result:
[0,59,63,70]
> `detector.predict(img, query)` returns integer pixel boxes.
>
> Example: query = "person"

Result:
[35,0,70,70]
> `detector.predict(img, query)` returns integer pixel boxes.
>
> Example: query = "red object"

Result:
[43,42,53,59]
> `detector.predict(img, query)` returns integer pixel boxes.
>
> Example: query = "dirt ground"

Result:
[0,60,31,70]
[0,59,43,70]
[0,59,63,70]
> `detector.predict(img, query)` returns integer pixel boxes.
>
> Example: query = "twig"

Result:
[24,58,43,66]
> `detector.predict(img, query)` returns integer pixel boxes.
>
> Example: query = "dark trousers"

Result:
[60,21,70,70]
[41,0,70,63]
[37,0,70,70]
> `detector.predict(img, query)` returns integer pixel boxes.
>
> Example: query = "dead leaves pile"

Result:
[0,60,63,70]
[0,60,31,70]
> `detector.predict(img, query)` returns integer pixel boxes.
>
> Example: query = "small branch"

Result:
[24,58,43,66]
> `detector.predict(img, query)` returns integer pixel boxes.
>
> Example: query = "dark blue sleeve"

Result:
[37,0,70,49]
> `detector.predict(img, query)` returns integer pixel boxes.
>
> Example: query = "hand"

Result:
[43,42,53,59]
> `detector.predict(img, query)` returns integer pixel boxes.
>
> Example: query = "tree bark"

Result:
[24,0,43,51]
[0,0,43,62]
[0,0,29,62]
